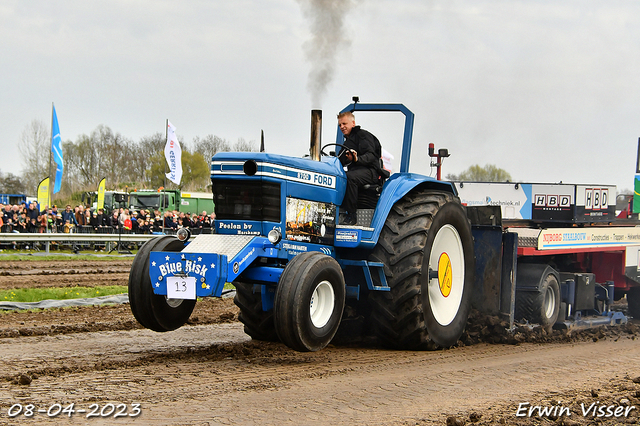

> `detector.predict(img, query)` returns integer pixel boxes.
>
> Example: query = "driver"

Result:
[337,111,382,225]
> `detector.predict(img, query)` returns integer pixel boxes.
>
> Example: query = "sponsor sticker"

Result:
[438,253,452,297]
[538,228,640,249]
[335,230,358,242]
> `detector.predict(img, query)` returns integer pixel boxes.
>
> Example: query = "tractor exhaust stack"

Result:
[310,109,322,161]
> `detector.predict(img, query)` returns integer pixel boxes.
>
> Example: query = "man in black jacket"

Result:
[337,111,382,225]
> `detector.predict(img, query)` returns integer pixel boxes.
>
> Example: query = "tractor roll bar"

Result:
[336,102,415,174]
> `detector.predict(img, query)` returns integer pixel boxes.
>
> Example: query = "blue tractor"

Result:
[128,101,475,352]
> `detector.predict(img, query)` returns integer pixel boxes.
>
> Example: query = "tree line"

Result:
[445,164,512,182]
[0,119,256,201]
[0,119,515,202]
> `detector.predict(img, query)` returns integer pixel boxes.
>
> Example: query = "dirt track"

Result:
[1,257,640,425]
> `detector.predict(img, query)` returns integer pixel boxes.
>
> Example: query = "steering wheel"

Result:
[320,143,348,158]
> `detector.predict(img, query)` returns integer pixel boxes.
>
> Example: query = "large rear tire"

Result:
[234,281,279,342]
[369,190,474,349]
[274,251,345,352]
[128,235,196,332]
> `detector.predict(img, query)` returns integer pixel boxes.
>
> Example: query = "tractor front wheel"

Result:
[128,235,196,332]
[273,251,345,352]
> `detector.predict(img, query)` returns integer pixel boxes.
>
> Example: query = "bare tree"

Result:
[18,120,50,193]
[61,125,136,193]
[91,125,135,187]
[138,132,166,156]
[233,137,257,152]
[130,132,168,187]
[0,171,26,194]
[192,135,232,161]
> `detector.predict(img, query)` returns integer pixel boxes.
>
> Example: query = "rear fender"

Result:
[366,173,456,247]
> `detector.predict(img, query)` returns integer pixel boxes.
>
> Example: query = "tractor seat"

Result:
[357,164,390,210]
[357,181,383,209]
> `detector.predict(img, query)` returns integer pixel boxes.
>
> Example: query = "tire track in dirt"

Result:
[2,258,640,425]
[0,323,250,381]
[137,338,640,426]
[1,323,639,425]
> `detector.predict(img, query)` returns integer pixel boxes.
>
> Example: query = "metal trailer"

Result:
[0,193,27,205]
[128,100,632,353]
[177,191,215,215]
[128,190,214,215]
[84,190,129,216]
[457,181,639,328]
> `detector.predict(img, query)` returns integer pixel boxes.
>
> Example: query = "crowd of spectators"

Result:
[0,201,217,235]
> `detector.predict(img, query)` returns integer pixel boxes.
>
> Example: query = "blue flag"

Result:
[51,105,63,193]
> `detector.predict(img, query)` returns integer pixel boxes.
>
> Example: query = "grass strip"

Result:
[0,283,235,303]
[0,286,128,303]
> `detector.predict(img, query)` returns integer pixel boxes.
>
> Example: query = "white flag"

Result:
[165,121,182,184]
[381,147,394,173]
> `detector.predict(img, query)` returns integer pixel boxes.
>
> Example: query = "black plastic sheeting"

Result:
[0,294,130,311]
[0,290,236,311]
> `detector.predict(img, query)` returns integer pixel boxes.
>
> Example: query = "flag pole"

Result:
[47,102,54,211]
[163,119,167,234]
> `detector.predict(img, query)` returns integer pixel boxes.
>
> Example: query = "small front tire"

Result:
[273,252,345,352]
[128,235,196,332]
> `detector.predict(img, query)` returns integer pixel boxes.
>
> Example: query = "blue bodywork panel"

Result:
[211,151,455,250]
[211,152,347,206]
[149,251,227,298]
[148,234,391,310]
[149,236,285,298]
[333,173,456,249]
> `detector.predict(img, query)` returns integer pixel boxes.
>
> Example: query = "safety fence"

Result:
[0,224,215,235]
[0,227,213,253]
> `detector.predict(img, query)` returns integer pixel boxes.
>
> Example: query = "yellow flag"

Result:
[97,177,106,210]
[37,177,50,209]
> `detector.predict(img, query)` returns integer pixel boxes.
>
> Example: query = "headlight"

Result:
[177,227,191,242]
[267,229,282,244]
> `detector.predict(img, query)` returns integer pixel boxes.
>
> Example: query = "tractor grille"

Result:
[183,234,255,258]
[212,180,280,222]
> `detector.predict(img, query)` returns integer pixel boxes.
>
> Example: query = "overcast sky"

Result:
[2,1,639,193]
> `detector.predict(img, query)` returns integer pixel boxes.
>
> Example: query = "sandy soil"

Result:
[0,256,639,425]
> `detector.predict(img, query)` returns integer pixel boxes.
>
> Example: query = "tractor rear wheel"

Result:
[274,251,345,352]
[128,235,196,332]
[234,281,279,342]
[369,189,474,349]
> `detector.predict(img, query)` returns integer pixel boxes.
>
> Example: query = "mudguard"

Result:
[351,173,457,249]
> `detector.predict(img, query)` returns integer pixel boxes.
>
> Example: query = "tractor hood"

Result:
[210,152,347,206]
